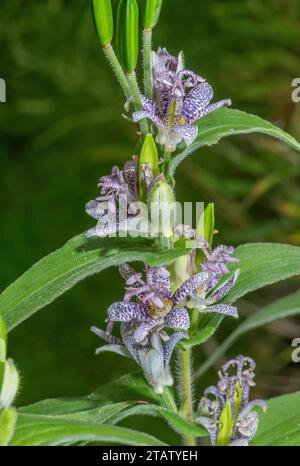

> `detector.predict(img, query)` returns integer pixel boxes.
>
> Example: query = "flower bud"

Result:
[196,203,215,243]
[139,134,159,201]
[116,0,139,73]
[0,316,7,389]
[196,203,215,266]
[0,407,17,446]
[0,359,19,409]
[92,0,114,47]
[144,0,163,30]
[149,175,176,238]
[216,382,242,446]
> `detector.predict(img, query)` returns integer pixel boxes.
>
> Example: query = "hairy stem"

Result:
[103,44,132,101]
[143,29,153,99]
[167,143,199,178]
[178,347,196,446]
[127,71,149,134]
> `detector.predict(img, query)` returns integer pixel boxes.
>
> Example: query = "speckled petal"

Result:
[172,272,210,307]
[165,307,190,330]
[85,200,108,220]
[85,221,118,238]
[133,321,158,343]
[229,439,249,446]
[124,156,139,199]
[146,265,172,299]
[163,331,188,367]
[132,110,163,128]
[181,82,213,123]
[173,124,198,145]
[90,326,122,345]
[107,301,148,322]
[204,303,238,318]
[121,323,140,363]
[196,416,218,446]
[189,98,232,124]
[209,270,240,303]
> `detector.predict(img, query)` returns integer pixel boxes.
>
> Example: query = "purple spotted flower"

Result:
[196,355,266,446]
[199,240,240,277]
[91,263,213,393]
[175,268,239,319]
[170,237,240,318]
[85,156,152,238]
[132,48,231,152]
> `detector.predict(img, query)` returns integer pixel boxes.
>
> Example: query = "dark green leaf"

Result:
[252,391,300,446]
[168,107,300,176]
[10,415,166,446]
[0,234,188,332]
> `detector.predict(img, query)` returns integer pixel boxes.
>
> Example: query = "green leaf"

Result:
[0,234,189,332]
[10,415,166,446]
[224,243,300,304]
[111,403,207,438]
[15,373,206,444]
[252,391,300,446]
[196,289,300,378]
[168,107,300,176]
[182,314,223,348]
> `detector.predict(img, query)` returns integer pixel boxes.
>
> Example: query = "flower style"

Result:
[132,48,232,152]
[196,355,267,446]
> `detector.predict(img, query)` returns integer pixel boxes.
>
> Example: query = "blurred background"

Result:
[1,0,300,444]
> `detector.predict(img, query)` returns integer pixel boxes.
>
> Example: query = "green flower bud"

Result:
[92,0,114,47]
[116,0,139,73]
[216,382,242,446]
[0,407,17,446]
[196,202,215,244]
[196,203,215,266]
[144,0,163,30]
[139,134,159,201]
[0,359,19,409]
[149,175,176,238]
[0,316,7,389]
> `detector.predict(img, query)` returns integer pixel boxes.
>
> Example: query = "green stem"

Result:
[126,71,149,135]
[161,387,177,412]
[178,347,196,446]
[102,44,132,101]
[162,150,171,174]
[143,29,153,99]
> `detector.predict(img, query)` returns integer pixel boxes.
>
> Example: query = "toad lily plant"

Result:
[1,0,300,447]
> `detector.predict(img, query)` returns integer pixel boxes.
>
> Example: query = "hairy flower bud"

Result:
[116,0,139,73]
[0,316,7,389]
[92,0,114,47]
[139,134,159,201]
[0,407,17,446]
[0,359,19,409]
[144,0,163,30]
[149,176,176,238]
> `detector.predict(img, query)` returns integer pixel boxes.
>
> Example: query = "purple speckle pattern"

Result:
[132,48,231,151]
[196,355,266,446]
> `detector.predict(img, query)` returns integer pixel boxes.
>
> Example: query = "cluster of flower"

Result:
[85,46,264,445]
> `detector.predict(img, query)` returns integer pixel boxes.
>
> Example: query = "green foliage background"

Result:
[0,0,300,442]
